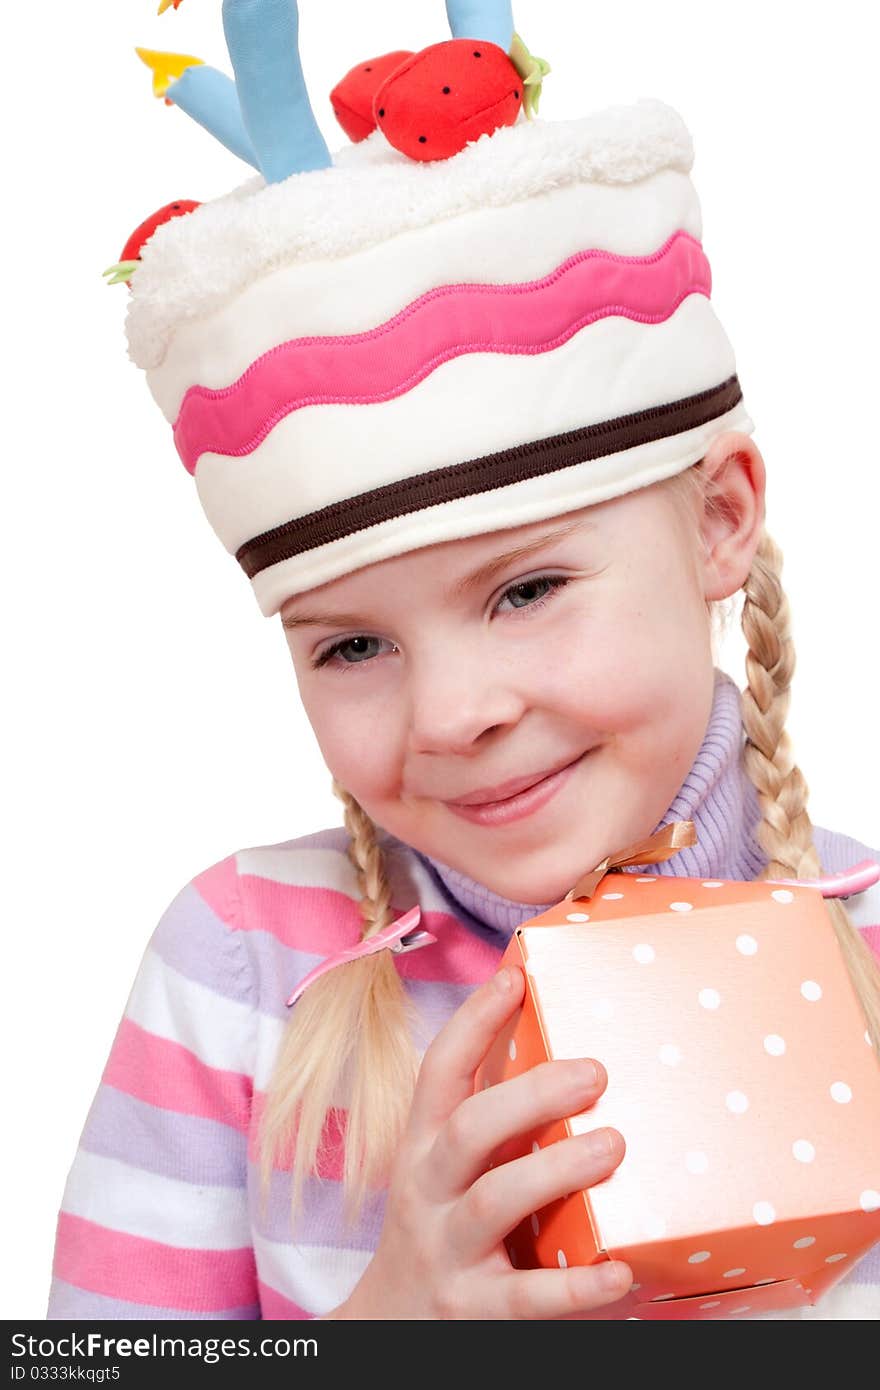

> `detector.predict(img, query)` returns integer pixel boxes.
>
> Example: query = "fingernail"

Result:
[599,1261,627,1291]
[575,1060,599,1088]
[583,1127,615,1157]
[494,968,513,993]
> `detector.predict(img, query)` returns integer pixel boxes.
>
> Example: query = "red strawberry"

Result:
[120,199,201,263]
[330,50,414,142]
[373,39,522,162]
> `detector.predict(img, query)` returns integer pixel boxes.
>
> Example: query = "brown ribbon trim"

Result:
[236,377,743,578]
[563,820,698,901]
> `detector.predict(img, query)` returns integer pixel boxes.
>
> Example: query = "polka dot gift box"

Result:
[474,828,880,1320]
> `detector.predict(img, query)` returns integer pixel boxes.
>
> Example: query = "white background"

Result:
[4,0,878,1319]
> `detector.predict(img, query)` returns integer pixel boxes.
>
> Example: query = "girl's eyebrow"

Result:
[280,517,592,630]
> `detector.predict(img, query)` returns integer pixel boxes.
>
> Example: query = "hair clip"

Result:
[767,859,880,899]
[286,905,435,1007]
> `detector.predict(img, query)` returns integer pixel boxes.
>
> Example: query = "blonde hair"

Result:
[257,463,880,1233]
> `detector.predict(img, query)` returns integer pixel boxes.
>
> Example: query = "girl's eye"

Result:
[312,569,567,667]
[494,578,569,617]
[308,636,392,667]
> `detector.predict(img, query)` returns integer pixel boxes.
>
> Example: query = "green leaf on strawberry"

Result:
[102,261,140,286]
[508,31,551,119]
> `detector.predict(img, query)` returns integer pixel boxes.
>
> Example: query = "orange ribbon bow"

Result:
[563,820,698,902]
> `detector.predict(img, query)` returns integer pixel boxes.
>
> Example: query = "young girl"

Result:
[46,0,880,1320]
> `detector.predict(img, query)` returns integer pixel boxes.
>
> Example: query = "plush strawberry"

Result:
[103,199,201,288]
[330,50,413,142]
[373,39,523,162]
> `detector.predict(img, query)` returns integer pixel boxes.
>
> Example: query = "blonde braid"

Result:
[741,529,880,1051]
[256,781,422,1234]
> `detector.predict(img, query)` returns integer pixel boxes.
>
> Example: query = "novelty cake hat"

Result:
[117,0,753,617]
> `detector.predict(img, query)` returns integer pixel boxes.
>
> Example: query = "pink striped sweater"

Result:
[46,672,880,1319]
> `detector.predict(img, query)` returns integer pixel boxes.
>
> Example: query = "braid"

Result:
[256,781,421,1234]
[332,776,396,936]
[740,526,880,1051]
[740,530,820,878]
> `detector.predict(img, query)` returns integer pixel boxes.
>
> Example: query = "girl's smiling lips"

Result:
[442,750,591,827]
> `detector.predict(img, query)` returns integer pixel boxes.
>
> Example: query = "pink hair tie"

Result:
[286,905,435,1007]
[767,859,880,899]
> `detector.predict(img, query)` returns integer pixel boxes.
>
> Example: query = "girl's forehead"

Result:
[280,507,605,620]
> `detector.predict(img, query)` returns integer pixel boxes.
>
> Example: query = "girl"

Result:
[46,0,880,1320]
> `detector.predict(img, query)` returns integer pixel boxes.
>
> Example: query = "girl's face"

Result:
[282,479,724,904]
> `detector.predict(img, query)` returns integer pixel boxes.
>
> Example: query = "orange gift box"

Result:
[474,864,880,1320]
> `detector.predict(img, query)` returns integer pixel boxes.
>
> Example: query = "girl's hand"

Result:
[333,964,631,1320]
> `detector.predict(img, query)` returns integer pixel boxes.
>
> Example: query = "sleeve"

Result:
[46,859,262,1320]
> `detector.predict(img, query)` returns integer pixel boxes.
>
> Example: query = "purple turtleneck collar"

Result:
[413,668,768,941]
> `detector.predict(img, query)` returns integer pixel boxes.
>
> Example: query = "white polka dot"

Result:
[651,1293,675,1302]
[700,1300,721,1309]
[793,1237,816,1249]
[830,1081,852,1104]
[723,1268,746,1279]
[800,980,822,1002]
[636,876,656,883]
[726,1090,749,1114]
[771,889,794,904]
[531,1140,540,1154]
[764,1034,786,1056]
[736,934,758,956]
[591,998,614,1021]
[685,1151,709,1175]
[601,892,624,900]
[753,1202,776,1226]
[644,1214,667,1239]
[754,1278,776,1285]
[557,1249,568,1268]
[688,1250,711,1264]
[702,881,724,889]
[825,1253,847,1264]
[792,1140,815,1163]
[530,1213,539,1236]
[670,901,694,912]
[859,1190,880,1213]
[699,988,721,1010]
[730,1306,751,1315]
[659,1043,682,1066]
[633,943,655,964]
[566,912,590,922]
[508,1037,517,1061]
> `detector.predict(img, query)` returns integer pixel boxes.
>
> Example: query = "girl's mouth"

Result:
[444,750,590,827]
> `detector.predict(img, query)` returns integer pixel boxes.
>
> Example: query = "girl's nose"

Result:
[406,654,526,754]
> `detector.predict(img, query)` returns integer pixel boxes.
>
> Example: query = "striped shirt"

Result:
[46,672,880,1319]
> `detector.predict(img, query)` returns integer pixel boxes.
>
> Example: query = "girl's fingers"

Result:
[408,966,526,1138]
[424,1056,608,1202]
[472,1260,634,1321]
[447,1127,625,1263]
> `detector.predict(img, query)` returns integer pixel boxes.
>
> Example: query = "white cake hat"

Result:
[122,2,753,617]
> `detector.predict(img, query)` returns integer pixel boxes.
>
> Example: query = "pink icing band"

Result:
[174,230,711,474]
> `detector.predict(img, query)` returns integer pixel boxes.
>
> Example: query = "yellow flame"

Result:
[135,46,203,98]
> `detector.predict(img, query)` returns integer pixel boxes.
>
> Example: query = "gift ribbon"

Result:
[564,820,698,901]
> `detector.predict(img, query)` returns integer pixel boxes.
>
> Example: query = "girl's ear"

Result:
[697,430,767,601]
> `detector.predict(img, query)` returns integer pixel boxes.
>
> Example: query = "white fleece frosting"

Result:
[125,98,694,371]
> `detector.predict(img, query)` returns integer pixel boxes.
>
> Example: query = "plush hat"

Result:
[117,0,753,617]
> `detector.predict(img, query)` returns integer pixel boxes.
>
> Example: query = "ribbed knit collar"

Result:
[414,668,768,942]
